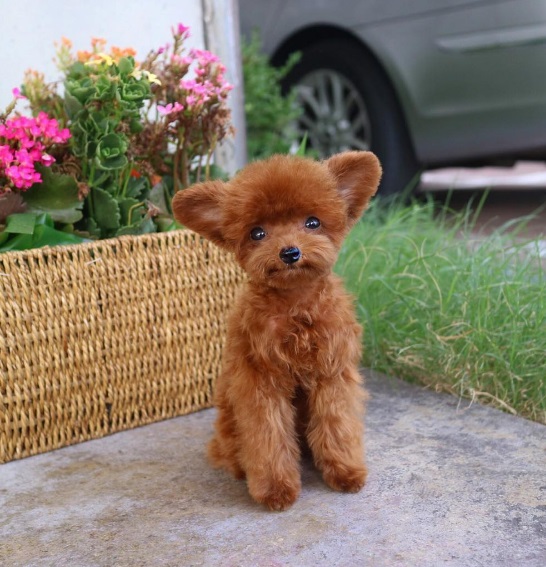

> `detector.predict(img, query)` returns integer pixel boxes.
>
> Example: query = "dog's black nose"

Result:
[279,246,301,264]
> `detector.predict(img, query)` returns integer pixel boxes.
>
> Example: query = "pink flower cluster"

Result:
[176,49,233,110]
[179,79,208,106]
[190,48,220,66]
[149,23,233,133]
[0,112,70,192]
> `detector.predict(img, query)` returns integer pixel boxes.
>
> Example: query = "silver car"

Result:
[239,0,546,194]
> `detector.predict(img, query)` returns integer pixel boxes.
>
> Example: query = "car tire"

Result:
[281,38,420,196]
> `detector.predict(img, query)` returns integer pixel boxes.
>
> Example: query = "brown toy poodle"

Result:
[172,151,382,511]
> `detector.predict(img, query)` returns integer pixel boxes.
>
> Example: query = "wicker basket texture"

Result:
[0,231,245,463]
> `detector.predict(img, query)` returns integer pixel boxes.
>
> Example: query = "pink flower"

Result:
[186,95,198,107]
[157,102,184,116]
[12,87,26,100]
[15,148,33,166]
[40,153,55,166]
[172,23,190,38]
[0,145,13,165]
[53,128,71,144]
[158,42,171,55]
[180,79,197,90]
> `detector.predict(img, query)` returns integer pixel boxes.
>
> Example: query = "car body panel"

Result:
[240,0,546,165]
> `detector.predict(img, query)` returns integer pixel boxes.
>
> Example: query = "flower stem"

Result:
[205,134,218,181]
[127,201,144,225]
[173,150,180,193]
[181,144,188,188]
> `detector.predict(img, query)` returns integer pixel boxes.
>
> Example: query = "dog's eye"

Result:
[250,227,266,241]
[305,217,321,229]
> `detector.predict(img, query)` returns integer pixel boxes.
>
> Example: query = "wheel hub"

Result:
[295,70,371,157]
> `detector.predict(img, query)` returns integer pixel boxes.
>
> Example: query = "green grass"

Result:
[336,197,546,424]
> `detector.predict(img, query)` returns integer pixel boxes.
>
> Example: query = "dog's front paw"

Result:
[249,477,301,511]
[322,463,367,493]
[260,487,299,511]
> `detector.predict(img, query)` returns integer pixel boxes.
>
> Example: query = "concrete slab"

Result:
[421,161,546,191]
[1,371,545,567]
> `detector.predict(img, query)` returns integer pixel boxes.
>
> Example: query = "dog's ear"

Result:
[172,180,229,248]
[326,151,382,225]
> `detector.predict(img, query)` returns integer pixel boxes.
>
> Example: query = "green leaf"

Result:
[78,217,101,238]
[88,110,110,133]
[89,170,111,188]
[0,222,89,253]
[64,91,83,120]
[69,120,89,158]
[24,167,84,224]
[115,216,156,236]
[90,186,120,231]
[34,212,54,228]
[95,75,116,101]
[118,197,143,225]
[125,176,149,199]
[66,78,96,103]
[0,233,33,251]
[95,133,128,171]
[4,213,38,235]
[66,61,87,78]
[117,57,134,75]
[120,80,150,103]
[96,154,128,171]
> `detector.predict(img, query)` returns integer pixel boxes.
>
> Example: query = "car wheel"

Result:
[282,38,420,196]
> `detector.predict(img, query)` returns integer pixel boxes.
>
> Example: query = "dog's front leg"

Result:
[307,367,368,493]
[230,371,301,511]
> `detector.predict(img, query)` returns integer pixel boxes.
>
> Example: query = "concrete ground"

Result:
[1,371,545,567]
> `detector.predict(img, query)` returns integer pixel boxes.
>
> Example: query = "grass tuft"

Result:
[337,197,546,424]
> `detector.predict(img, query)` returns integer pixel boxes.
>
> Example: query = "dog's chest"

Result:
[240,279,359,382]
[264,309,335,379]
[278,310,318,347]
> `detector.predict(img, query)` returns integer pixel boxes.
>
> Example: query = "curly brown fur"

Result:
[173,151,382,511]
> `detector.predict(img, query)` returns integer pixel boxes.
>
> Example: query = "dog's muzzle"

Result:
[279,247,301,265]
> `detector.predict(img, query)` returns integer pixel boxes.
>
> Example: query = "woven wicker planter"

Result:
[0,231,245,463]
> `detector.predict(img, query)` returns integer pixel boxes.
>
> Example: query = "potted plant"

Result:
[0,24,245,463]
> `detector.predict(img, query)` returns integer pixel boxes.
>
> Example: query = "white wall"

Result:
[1,0,206,109]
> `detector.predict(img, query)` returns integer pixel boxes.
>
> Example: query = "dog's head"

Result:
[172,151,381,289]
